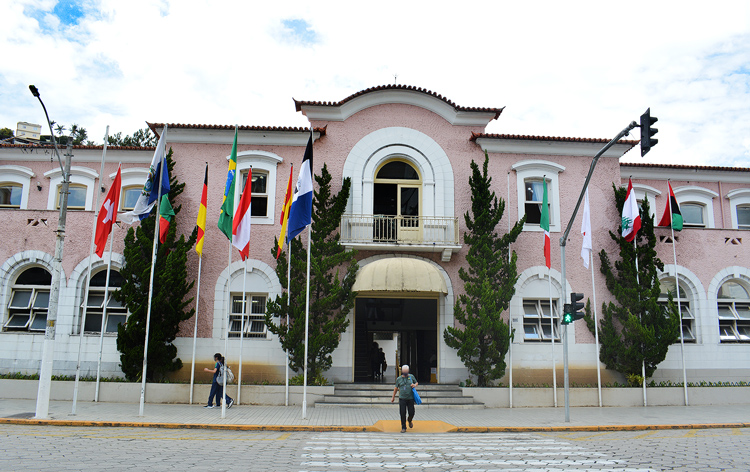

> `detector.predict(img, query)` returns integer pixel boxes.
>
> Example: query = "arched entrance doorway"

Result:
[352,257,447,384]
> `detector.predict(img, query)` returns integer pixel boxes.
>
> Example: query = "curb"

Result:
[2,418,749,433]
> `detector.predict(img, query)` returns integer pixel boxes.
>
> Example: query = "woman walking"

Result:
[203,353,234,409]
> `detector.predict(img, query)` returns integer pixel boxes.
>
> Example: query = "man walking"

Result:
[391,365,418,433]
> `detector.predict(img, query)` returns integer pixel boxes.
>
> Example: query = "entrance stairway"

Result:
[315,383,484,409]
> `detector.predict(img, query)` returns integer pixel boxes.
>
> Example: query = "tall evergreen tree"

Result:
[443,151,525,387]
[265,164,358,380]
[115,149,198,381]
[585,186,679,380]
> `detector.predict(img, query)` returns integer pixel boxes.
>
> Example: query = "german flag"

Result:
[276,164,294,259]
[195,164,208,256]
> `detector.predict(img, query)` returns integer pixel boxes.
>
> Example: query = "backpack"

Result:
[216,363,235,384]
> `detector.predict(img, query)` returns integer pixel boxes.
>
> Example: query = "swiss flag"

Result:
[95,166,122,257]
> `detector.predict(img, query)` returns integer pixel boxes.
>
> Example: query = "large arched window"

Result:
[373,160,422,242]
[3,267,51,332]
[717,280,750,342]
[658,278,695,342]
[79,269,128,334]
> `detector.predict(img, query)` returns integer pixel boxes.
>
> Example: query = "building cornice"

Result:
[477,135,634,158]
[148,123,325,146]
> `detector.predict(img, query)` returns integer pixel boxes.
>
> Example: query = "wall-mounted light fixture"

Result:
[36,181,42,191]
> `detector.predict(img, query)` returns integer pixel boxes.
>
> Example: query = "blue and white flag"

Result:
[120,126,170,224]
[286,134,313,242]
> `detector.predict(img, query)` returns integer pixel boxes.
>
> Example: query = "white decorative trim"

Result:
[160,127,318,146]
[632,183,662,219]
[511,160,564,232]
[707,266,750,302]
[45,166,99,211]
[0,250,63,326]
[478,138,634,158]
[726,189,750,230]
[299,89,498,126]
[69,254,125,335]
[659,265,706,344]
[673,185,718,228]
[212,259,282,339]
[109,167,150,180]
[0,165,35,209]
[342,127,454,219]
[233,151,284,225]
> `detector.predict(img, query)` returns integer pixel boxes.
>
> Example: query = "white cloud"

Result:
[1,0,749,167]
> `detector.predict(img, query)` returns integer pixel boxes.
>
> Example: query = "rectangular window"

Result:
[681,203,705,227]
[522,299,560,342]
[0,184,23,208]
[58,185,87,210]
[4,288,49,332]
[121,186,141,211]
[229,294,267,338]
[738,206,750,230]
[80,293,127,334]
[718,302,750,343]
[240,171,269,217]
[524,180,546,225]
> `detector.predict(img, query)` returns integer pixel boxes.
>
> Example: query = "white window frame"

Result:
[0,165,35,209]
[79,269,128,335]
[717,279,750,343]
[680,202,707,228]
[673,185,718,229]
[239,168,271,218]
[512,160,564,232]
[658,277,696,343]
[632,184,661,219]
[726,188,750,230]
[45,166,99,211]
[522,298,561,342]
[110,168,150,211]
[3,267,51,333]
[229,293,268,339]
[233,151,283,225]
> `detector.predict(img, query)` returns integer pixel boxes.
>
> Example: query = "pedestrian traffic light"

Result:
[640,108,658,157]
[562,293,585,324]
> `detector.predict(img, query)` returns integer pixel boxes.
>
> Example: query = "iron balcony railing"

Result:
[340,214,459,246]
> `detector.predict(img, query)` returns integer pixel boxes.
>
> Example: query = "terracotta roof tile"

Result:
[294,84,505,119]
[471,132,639,145]
[148,122,326,136]
[0,143,154,151]
[621,162,750,173]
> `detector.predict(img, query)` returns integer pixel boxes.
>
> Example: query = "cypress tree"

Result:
[115,149,198,381]
[443,151,525,387]
[265,164,358,381]
[585,185,679,382]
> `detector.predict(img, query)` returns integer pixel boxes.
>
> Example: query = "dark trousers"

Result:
[399,398,415,429]
[207,381,232,406]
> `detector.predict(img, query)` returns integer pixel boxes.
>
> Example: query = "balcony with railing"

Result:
[340,214,461,261]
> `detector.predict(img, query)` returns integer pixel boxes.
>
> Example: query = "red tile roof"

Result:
[294,85,505,119]
[621,162,750,173]
[0,143,154,151]
[147,122,326,136]
[471,132,639,146]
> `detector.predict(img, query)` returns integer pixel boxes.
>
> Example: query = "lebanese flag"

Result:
[622,178,641,242]
[94,166,122,257]
[232,168,252,260]
[658,181,683,231]
[540,179,551,269]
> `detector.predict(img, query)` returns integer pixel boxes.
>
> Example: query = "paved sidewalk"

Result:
[2,399,749,432]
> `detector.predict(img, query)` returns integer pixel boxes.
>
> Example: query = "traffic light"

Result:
[562,292,585,324]
[640,108,658,157]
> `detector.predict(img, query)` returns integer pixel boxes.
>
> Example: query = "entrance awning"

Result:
[353,258,448,294]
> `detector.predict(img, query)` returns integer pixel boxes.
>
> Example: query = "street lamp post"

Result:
[29,85,72,419]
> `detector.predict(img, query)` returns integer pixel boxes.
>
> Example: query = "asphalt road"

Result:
[0,425,748,471]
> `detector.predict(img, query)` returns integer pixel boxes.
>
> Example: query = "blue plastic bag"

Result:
[412,388,422,405]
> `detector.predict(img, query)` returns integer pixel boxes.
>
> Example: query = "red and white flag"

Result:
[94,166,122,257]
[621,178,641,242]
[232,168,252,260]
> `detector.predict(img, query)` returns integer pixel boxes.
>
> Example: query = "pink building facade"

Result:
[1,85,749,386]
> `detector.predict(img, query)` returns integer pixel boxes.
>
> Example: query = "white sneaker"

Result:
[203,405,214,409]
[228,398,234,409]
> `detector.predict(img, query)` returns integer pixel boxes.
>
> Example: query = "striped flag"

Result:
[195,164,208,256]
[232,168,252,260]
[218,127,238,241]
[287,135,313,242]
[276,164,294,259]
[158,195,175,244]
[658,181,683,231]
[540,179,551,269]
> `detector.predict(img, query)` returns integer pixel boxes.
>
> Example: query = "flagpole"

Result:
[222,242,231,419]
[549,270,557,407]
[590,253,602,407]
[94,228,115,401]
[668,182,689,406]
[633,238,647,407]
[285,242,291,407]
[302,224,312,419]
[71,125,109,415]
[237,259,247,405]
[507,171,512,409]
[138,124,167,416]
[189,255,202,405]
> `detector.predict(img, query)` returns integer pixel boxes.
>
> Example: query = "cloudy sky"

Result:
[2,0,749,166]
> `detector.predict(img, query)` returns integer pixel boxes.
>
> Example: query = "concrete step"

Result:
[334,383,463,392]
[334,390,464,397]
[314,382,484,409]
[318,395,477,404]
[314,402,485,409]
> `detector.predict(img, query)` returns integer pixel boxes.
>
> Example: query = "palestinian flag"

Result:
[658,181,683,231]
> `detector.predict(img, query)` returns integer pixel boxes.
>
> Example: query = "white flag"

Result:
[581,189,592,269]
